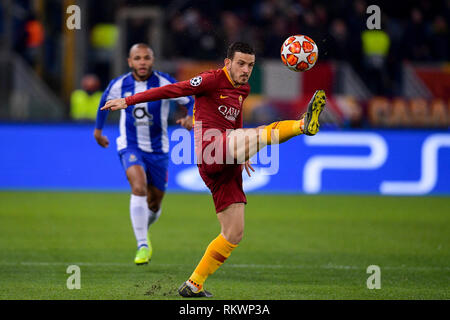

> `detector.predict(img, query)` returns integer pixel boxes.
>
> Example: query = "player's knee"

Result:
[232,232,244,244]
[225,228,244,245]
[234,230,244,244]
[131,186,147,196]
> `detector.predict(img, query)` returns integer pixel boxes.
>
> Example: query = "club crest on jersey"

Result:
[218,105,240,122]
[190,76,202,87]
[129,154,137,162]
[239,95,243,106]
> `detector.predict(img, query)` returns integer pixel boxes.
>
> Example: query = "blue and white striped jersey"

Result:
[95,71,194,154]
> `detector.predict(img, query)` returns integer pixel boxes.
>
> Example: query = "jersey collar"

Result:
[222,66,240,88]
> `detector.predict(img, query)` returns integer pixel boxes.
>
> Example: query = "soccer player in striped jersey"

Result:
[102,42,326,297]
[94,43,194,265]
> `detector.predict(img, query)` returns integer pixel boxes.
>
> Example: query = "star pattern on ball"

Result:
[281,44,292,57]
[297,48,310,65]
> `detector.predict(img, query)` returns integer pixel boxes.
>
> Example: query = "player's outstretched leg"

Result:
[261,89,326,142]
[227,89,326,162]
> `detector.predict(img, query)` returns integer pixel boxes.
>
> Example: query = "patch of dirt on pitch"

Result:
[161,287,178,297]
[143,276,178,297]
[144,282,162,295]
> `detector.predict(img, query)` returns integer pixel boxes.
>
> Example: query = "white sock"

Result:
[148,208,162,228]
[130,194,149,248]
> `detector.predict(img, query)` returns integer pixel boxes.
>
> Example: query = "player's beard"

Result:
[133,67,152,81]
[232,72,249,85]
[238,74,249,85]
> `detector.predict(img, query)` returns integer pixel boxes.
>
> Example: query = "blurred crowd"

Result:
[8,1,450,63]
[161,0,449,62]
[161,0,449,95]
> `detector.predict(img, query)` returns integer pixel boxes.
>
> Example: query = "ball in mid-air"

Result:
[281,35,318,72]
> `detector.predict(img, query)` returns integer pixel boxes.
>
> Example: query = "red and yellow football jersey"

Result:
[125,67,250,151]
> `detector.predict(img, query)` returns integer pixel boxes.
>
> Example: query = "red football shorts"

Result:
[197,131,247,213]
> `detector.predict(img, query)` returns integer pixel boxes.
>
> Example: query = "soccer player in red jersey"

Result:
[102,42,326,297]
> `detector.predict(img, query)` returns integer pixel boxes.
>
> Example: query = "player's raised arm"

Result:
[101,72,216,111]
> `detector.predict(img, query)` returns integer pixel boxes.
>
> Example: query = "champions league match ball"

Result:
[280,35,318,72]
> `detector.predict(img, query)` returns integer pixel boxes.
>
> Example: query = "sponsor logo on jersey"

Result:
[133,106,153,126]
[190,76,202,87]
[218,105,240,122]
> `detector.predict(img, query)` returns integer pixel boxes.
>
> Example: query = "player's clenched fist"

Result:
[101,98,127,111]
[93,128,109,148]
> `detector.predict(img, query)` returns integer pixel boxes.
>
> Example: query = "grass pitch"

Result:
[0,192,448,300]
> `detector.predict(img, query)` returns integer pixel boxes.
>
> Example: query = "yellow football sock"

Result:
[188,234,237,289]
[259,119,304,145]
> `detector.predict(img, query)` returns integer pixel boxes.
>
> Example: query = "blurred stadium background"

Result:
[0,0,448,193]
[0,0,449,300]
[0,0,450,194]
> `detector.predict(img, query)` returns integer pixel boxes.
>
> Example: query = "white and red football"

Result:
[280,35,318,72]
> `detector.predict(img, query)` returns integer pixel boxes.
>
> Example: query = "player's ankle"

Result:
[187,279,203,292]
[137,243,148,249]
[298,119,305,134]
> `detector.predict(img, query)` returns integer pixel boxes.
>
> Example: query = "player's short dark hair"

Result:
[128,43,153,57]
[226,42,255,59]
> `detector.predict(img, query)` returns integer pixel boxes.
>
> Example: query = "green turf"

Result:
[0,192,448,300]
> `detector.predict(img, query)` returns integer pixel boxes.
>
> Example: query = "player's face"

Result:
[128,47,154,80]
[226,52,255,85]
